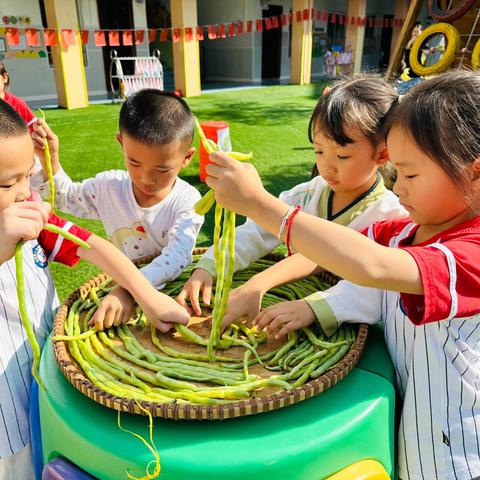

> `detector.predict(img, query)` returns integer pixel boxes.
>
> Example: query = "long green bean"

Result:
[39,109,55,208]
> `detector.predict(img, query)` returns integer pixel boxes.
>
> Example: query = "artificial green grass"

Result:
[37,82,328,300]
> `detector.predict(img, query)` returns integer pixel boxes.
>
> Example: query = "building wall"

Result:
[1,0,435,100]
[0,0,55,102]
[0,0,150,104]
[311,0,349,79]
[76,0,149,99]
[197,0,400,83]
[75,0,106,99]
[197,0,260,82]
[362,0,394,71]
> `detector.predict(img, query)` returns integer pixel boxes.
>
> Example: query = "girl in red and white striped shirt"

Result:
[205,70,480,480]
[0,100,189,480]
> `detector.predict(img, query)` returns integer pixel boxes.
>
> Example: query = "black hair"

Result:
[309,74,398,146]
[0,62,10,88]
[384,70,480,205]
[0,99,28,138]
[119,89,194,146]
[309,74,398,179]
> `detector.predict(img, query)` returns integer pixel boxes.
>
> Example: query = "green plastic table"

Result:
[39,324,396,480]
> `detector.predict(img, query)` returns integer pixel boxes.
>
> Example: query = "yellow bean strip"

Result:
[194,119,249,358]
[117,401,161,480]
[38,109,55,208]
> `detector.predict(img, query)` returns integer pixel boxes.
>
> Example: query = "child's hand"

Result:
[205,152,270,218]
[253,300,316,339]
[89,286,135,331]
[31,118,60,175]
[138,290,190,332]
[220,281,265,331]
[177,268,213,316]
[0,201,50,264]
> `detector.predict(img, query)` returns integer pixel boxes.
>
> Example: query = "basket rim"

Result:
[52,248,368,420]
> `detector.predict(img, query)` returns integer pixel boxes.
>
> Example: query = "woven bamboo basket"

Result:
[52,249,368,420]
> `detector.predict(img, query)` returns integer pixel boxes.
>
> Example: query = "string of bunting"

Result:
[3,8,405,48]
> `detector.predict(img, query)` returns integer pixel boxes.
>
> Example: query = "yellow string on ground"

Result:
[117,401,160,479]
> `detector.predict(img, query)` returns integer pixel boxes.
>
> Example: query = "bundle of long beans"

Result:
[54,255,355,404]
[193,118,254,359]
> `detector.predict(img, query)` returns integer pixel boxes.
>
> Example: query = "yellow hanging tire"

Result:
[428,0,476,22]
[409,23,460,76]
[471,38,480,70]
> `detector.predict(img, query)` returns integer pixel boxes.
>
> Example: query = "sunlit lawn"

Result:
[36,82,328,299]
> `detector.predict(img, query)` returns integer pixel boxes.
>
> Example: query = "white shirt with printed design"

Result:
[35,169,204,289]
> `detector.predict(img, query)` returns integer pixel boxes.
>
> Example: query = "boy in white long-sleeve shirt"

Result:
[32,90,203,328]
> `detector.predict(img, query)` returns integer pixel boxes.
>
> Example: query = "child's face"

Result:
[117,133,195,207]
[0,133,34,212]
[388,125,468,227]
[313,124,385,196]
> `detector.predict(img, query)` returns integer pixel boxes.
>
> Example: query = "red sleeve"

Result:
[359,217,414,246]
[38,213,92,267]
[401,236,480,324]
[4,92,36,129]
[16,100,35,128]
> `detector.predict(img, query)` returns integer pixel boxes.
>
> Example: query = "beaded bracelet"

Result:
[277,206,295,241]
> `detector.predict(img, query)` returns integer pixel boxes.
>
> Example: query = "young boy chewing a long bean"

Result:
[178,75,407,327]
[32,90,203,330]
[0,100,188,480]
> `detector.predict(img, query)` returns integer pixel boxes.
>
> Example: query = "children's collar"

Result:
[327,175,382,221]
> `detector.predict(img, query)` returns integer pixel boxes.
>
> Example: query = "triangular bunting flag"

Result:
[218,24,226,38]
[159,28,169,42]
[208,25,217,39]
[135,30,145,44]
[25,28,39,47]
[108,30,120,46]
[6,28,20,46]
[148,29,157,43]
[122,30,133,46]
[94,30,106,47]
[80,30,89,44]
[44,29,57,46]
[172,28,182,43]
[62,29,76,46]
